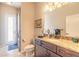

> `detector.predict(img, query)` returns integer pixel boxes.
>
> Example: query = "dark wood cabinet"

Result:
[57,46,79,57]
[35,39,79,57]
[35,44,47,57]
[41,41,57,53]
[35,39,59,57]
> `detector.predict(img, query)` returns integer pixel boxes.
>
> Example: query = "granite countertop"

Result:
[38,37,79,53]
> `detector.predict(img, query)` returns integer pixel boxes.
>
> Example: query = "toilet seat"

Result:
[24,44,35,57]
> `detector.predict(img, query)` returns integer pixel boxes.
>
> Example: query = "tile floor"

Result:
[0,46,35,57]
[0,46,24,57]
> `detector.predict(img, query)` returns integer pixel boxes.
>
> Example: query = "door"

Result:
[7,14,19,51]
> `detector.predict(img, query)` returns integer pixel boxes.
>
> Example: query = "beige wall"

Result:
[21,3,35,50]
[35,2,79,36]
[35,3,45,36]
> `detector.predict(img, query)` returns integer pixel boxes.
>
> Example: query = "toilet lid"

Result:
[24,44,34,50]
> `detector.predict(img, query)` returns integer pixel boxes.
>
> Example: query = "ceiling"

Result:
[3,2,22,8]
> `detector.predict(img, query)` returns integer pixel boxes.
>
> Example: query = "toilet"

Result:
[24,44,35,57]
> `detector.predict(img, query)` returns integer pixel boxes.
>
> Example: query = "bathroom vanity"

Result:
[35,37,79,57]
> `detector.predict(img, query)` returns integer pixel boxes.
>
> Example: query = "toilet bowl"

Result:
[24,44,35,57]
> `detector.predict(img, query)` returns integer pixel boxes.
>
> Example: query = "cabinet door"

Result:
[57,46,79,57]
[41,41,57,53]
[46,50,60,57]
[35,44,47,57]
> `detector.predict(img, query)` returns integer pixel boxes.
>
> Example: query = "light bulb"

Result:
[45,2,69,12]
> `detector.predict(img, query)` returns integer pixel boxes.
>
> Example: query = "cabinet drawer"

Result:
[46,50,60,57]
[57,46,79,57]
[41,41,57,53]
[35,39,42,46]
